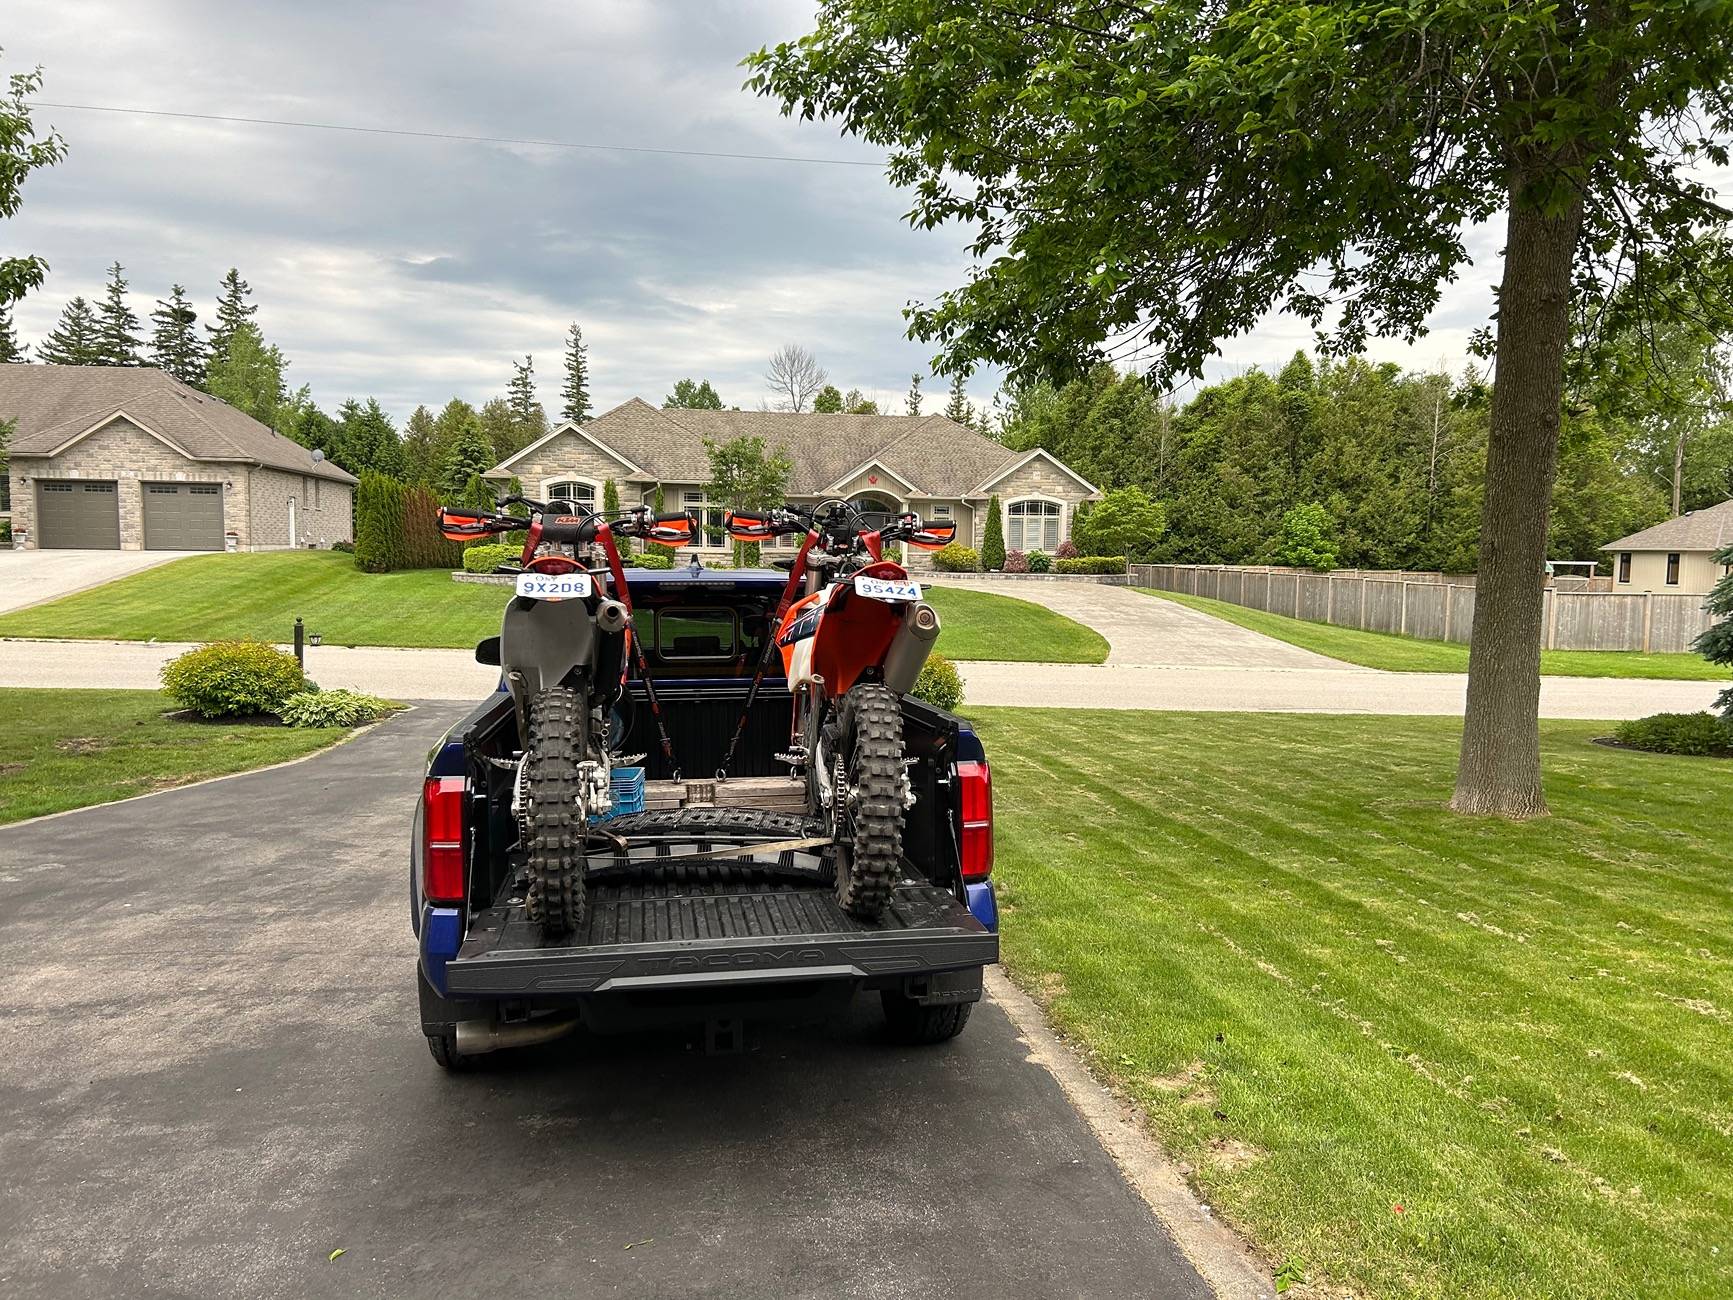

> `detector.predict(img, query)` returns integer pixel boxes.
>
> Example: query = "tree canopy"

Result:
[37,295,99,365]
[205,321,286,427]
[0,58,66,310]
[665,378,724,409]
[149,284,204,386]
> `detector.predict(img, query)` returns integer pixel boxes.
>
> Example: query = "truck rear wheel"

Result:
[881,991,973,1044]
[426,1028,477,1072]
[831,682,905,921]
[525,686,587,938]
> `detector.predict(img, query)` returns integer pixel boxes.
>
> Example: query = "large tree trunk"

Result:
[1451,186,1585,818]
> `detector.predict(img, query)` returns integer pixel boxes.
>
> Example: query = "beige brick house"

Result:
[1603,498,1733,595]
[486,398,1097,569]
[2,364,356,551]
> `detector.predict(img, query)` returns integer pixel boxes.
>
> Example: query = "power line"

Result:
[28,100,886,168]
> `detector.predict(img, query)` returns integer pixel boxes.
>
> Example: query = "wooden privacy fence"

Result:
[1133,564,1715,654]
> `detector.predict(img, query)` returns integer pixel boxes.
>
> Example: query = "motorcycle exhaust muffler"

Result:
[595,598,631,635]
[883,600,941,695]
[453,1016,580,1055]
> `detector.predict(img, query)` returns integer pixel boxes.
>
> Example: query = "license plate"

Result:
[515,572,593,600]
[853,574,921,602]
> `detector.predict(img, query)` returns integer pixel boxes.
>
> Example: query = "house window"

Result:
[931,503,951,518]
[1617,552,1631,583]
[849,493,899,532]
[1666,553,1681,586]
[545,480,596,509]
[312,478,320,510]
[683,490,725,545]
[0,473,9,512]
[1008,498,1061,552]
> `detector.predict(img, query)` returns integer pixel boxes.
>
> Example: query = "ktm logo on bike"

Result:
[552,515,584,525]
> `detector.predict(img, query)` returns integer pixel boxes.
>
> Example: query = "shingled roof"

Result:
[1,363,357,484]
[491,397,1082,499]
[1602,499,1733,553]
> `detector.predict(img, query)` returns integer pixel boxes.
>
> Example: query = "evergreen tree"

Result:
[206,268,257,361]
[205,322,285,426]
[665,378,724,409]
[432,398,481,472]
[507,355,537,421]
[402,405,438,485]
[149,283,204,385]
[1696,544,1733,722]
[438,413,495,499]
[602,478,620,514]
[336,397,404,478]
[943,372,971,424]
[981,495,1006,570]
[95,261,142,365]
[905,373,922,416]
[37,296,101,365]
[559,322,592,423]
[0,301,24,362]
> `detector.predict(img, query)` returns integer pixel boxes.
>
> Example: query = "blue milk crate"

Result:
[592,765,645,822]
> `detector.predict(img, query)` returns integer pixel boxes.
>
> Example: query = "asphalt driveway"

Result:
[0,705,1228,1300]
[0,548,196,614]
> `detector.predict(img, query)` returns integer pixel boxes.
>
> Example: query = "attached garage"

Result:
[35,480,120,549]
[143,481,225,551]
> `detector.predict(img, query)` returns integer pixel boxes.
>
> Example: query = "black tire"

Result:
[525,686,588,938]
[832,682,905,921]
[881,991,974,1044]
[590,806,832,885]
[426,1029,476,1071]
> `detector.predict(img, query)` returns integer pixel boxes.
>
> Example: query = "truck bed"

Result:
[444,877,997,997]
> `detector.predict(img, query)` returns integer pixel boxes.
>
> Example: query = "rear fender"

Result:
[500,595,599,697]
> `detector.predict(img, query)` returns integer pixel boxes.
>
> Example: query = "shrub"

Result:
[278,688,396,728]
[1027,549,1052,573]
[402,485,464,570]
[1612,712,1733,757]
[161,640,307,718]
[981,495,1006,571]
[630,550,675,569]
[331,539,355,554]
[912,653,963,712]
[1084,486,1167,562]
[1275,501,1337,571]
[463,542,519,574]
[1056,555,1129,574]
[353,470,405,572]
[1056,538,1079,560]
[932,542,980,572]
[1003,549,1029,573]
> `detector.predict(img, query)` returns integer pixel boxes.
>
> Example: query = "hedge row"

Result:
[354,472,463,572]
[1056,555,1128,574]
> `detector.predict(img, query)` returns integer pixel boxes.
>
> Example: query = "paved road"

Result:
[0,705,1230,1300]
[0,548,196,614]
[927,574,1343,668]
[2,635,1716,718]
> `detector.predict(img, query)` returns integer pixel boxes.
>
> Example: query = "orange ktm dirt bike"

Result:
[719,500,956,920]
[437,495,694,937]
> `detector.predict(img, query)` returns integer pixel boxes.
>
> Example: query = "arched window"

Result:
[1007,499,1061,552]
[544,480,596,509]
[848,493,900,532]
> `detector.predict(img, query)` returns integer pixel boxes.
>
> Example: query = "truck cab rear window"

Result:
[656,608,738,659]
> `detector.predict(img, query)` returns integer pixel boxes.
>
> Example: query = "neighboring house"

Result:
[1,363,356,551]
[1602,499,1733,595]
[485,398,1097,569]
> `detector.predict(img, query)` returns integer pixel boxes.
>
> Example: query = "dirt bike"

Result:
[438,495,694,937]
[720,500,956,920]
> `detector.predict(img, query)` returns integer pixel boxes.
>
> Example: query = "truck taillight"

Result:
[957,760,993,883]
[422,775,466,904]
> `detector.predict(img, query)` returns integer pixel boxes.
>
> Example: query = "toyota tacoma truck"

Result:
[411,565,999,1070]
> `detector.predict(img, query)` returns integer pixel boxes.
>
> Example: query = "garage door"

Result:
[143,482,225,551]
[35,480,120,549]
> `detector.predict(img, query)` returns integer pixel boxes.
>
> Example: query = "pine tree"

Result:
[205,322,285,426]
[402,405,438,484]
[94,262,143,365]
[560,323,592,423]
[508,355,536,420]
[149,283,204,385]
[438,413,495,499]
[0,302,24,363]
[906,373,923,416]
[943,372,971,424]
[38,296,101,365]
[981,495,1006,571]
[206,268,257,361]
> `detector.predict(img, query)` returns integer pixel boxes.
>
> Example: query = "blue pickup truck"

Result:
[411,567,999,1069]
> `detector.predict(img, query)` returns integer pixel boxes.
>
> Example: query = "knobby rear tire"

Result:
[833,682,905,922]
[525,686,587,938]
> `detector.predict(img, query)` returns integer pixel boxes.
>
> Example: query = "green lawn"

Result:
[0,689,351,824]
[1141,587,1725,680]
[981,708,1732,1300]
[0,550,1110,663]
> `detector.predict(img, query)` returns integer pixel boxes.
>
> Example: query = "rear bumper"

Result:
[444,922,997,998]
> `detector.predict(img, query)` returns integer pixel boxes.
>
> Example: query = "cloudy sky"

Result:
[8,1,1508,424]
